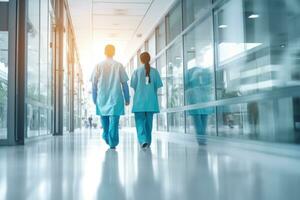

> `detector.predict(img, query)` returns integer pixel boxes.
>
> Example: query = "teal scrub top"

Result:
[91,58,129,116]
[185,67,214,115]
[130,66,163,113]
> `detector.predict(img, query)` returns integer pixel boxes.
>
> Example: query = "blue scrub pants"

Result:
[101,116,120,148]
[192,114,208,145]
[134,112,154,145]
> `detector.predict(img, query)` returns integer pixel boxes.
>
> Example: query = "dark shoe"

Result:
[110,146,116,150]
[141,143,148,149]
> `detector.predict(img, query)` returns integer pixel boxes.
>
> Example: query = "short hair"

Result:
[104,44,115,57]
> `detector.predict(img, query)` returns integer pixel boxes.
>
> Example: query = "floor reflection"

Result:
[0,130,300,200]
[97,149,125,200]
[133,149,161,200]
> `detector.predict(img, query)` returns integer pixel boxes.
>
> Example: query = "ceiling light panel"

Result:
[93,15,141,29]
[93,30,134,40]
[92,2,150,16]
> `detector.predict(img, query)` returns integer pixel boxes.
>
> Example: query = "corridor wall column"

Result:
[6,0,27,145]
[54,0,64,135]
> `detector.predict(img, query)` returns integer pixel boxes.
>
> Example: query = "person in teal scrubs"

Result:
[185,66,214,145]
[130,52,163,148]
[91,44,130,149]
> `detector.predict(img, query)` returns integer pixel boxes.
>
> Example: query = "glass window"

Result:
[139,45,145,53]
[217,97,300,144]
[40,0,48,104]
[63,23,69,131]
[157,53,167,109]
[183,16,216,137]
[148,32,156,62]
[168,112,185,133]
[0,1,9,139]
[166,39,184,108]
[26,0,40,137]
[156,53,167,131]
[129,58,134,74]
[27,104,39,137]
[26,0,52,137]
[214,0,300,99]
[184,16,215,106]
[156,20,166,53]
[48,12,54,133]
[39,108,48,135]
[166,1,182,44]
[133,54,138,69]
[157,113,167,132]
[186,107,216,137]
[27,0,40,101]
[137,49,142,66]
[183,0,211,28]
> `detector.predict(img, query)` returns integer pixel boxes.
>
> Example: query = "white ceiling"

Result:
[68,0,176,82]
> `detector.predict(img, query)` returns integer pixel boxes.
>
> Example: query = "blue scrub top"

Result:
[130,66,163,113]
[91,58,129,116]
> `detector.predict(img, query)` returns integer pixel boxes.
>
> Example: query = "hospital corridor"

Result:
[1,0,300,199]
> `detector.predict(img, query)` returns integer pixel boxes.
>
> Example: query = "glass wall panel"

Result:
[39,108,48,135]
[183,16,216,137]
[27,104,39,137]
[156,53,167,131]
[166,1,182,44]
[156,20,166,53]
[27,0,40,101]
[133,54,138,69]
[47,110,52,133]
[148,32,156,62]
[26,0,52,137]
[48,11,53,132]
[184,16,215,106]
[166,39,184,108]
[0,1,9,139]
[217,97,300,143]
[40,0,48,104]
[214,0,300,99]
[126,0,300,145]
[186,107,216,137]
[26,0,40,137]
[168,112,185,133]
[183,0,211,28]
[137,49,142,66]
[63,20,69,131]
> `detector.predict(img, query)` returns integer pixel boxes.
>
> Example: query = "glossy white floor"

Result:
[1,129,300,200]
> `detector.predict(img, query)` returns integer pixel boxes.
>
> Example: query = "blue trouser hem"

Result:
[191,114,208,145]
[134,112,154,145]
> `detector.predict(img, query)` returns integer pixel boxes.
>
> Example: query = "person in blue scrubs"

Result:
[185,66,214,145]
[130,52,163,148]
[91,44,130,149]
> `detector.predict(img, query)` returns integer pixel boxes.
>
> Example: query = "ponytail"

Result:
[140,52,151,83]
